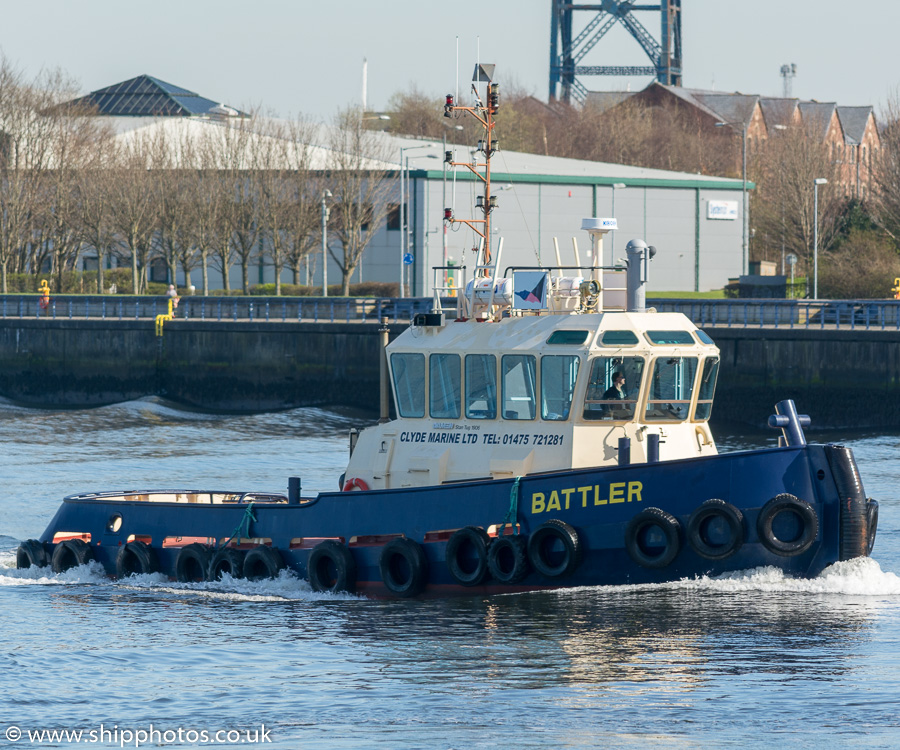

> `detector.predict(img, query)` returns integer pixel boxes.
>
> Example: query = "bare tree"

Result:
[0,56,57,291]
[328,108,396,295]
[751,123,844,279]
[109,131,158,293]
[39,70,109,292]
[150,124,197,288]
[187,131,229,296]
[213,114,262,294]
[75,131,118,293]
[256,115,320,294]
[873,88,900,242]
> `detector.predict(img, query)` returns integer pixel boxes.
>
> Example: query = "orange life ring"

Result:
[342,477,370,492]
[39,297,50,310]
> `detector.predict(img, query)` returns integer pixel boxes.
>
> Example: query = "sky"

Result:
[2,0,897,120]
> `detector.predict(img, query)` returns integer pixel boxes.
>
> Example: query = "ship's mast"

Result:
[443,64,499,274]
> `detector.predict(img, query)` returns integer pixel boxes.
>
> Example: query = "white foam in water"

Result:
[0,548,357,601]
[549,556,900,599]
[3,546,899,599]
[119,568,360,602]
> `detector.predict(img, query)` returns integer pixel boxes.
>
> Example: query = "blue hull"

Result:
[25,442,875,598]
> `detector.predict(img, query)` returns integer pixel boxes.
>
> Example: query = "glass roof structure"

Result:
[68,75,243,117]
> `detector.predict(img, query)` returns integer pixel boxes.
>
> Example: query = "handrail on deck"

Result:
[648,298,900,331]
[0,295,434,324]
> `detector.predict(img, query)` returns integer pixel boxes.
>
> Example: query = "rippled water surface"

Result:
[2,399,900,749]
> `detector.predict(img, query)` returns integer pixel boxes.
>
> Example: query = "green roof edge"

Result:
[410,169,755,191]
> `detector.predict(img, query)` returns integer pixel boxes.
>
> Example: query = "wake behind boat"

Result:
[17,64,878,597]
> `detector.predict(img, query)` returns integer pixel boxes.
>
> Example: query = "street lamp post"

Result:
[813,177,828,300]
[321,189,332,297]
[716,120,749,276]
[398,144,434,298]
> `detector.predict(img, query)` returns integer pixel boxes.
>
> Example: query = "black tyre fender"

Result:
[115,541,160,578]
[756,493,818,557]
[243,546,286,581]
[308,540,357,594]
[16,539,49,569]
[527,519,583,578]
[175,543,213,583]
[50,538,94,573]
[379,537,428,597]
[866,498,879,556]
[625,507,682,569]
[487,534,530,584]
[445,526,490,586]
[687,499,744,560]
[208,547,246,580]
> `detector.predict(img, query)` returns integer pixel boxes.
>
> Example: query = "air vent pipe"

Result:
[625,239,656,312]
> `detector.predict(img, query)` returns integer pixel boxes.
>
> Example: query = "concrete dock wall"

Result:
[708,327,900,428]
[1,319,899,428]
[0,319,402,413]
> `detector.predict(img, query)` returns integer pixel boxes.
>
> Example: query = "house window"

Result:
[387,203,400,230]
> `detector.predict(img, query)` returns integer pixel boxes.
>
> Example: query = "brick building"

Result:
[587,83,880,197]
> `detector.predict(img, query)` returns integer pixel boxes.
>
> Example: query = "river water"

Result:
[2,398,899,749]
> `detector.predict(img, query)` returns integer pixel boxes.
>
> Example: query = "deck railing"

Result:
[0,295,433,324]
[648,299,900,331]
[4,294,900,331]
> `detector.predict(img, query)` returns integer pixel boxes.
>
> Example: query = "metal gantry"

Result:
[549,0,682,104]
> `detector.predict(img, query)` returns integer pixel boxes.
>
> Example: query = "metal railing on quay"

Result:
[648,298,900,331]
[0,295,434,324]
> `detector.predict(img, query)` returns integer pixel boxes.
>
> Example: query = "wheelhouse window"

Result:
[429,353,461,419]
[541,356,581,421]
[646,356,698,421]
[694,357,719,421]
[465,354,497,419]
[391,352,425,418]
[583,356,645,421]
[646,330,695,345]
[501,354,536,420]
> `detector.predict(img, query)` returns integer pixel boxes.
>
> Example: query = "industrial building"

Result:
[66,75,748,295]
[379,138,747,295]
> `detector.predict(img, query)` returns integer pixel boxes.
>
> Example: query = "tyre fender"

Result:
[175,543,213,583]
[379,538,428,597]
[866,498,879,556]
[116,541,160,578]
[16,539,50,570]
[625,507,682,568]
[756,494,818,557]
[445,526,490,587]
[308,540,357,594]
[527,519,582,578]
[50,538,94,574]
[687,499,744,560]
[487,534,530,584]
[209,547,246,580]
[243,546,286,581]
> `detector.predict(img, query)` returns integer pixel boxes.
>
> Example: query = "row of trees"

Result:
[382,82,900,298]
[4,54,899,299]
[0,57,397,296]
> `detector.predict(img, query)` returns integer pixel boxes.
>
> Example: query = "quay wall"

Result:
[708,327,900,429]
[1,319,899,428]
[0,319,404,413]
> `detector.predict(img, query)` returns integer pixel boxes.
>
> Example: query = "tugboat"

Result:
[16,65,878,597]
